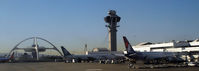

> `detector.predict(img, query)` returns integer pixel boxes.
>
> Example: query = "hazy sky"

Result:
[0,0,199,54]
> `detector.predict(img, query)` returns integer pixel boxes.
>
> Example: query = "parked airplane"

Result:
[61,46,124,63]
[123,36,184,64]
[0,52,14,63]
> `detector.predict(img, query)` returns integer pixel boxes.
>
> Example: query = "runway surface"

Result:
[0,62,198,71]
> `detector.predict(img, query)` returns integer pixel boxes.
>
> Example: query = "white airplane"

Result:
[123,36,185,64]
[61,46,124,63]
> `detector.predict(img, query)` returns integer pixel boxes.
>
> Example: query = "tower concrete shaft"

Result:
[104,10,121,51]
[108,24,117,51]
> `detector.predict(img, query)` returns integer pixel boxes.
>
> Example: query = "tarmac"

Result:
[0,62,199,71]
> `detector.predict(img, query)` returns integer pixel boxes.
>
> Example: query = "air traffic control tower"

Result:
[104,10,121,51]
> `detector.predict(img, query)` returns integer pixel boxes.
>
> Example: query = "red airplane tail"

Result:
[123,36,136,54]
[9,52,14,60]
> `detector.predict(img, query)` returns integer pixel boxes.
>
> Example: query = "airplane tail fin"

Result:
[123,36,136,54]
[61,46,72,56]
[9,52,14,60]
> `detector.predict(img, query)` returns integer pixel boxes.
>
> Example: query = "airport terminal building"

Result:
[133,39,199,52]
[132,39,199,62]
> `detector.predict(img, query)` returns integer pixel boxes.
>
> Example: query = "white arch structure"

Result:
[9,37,63,60]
